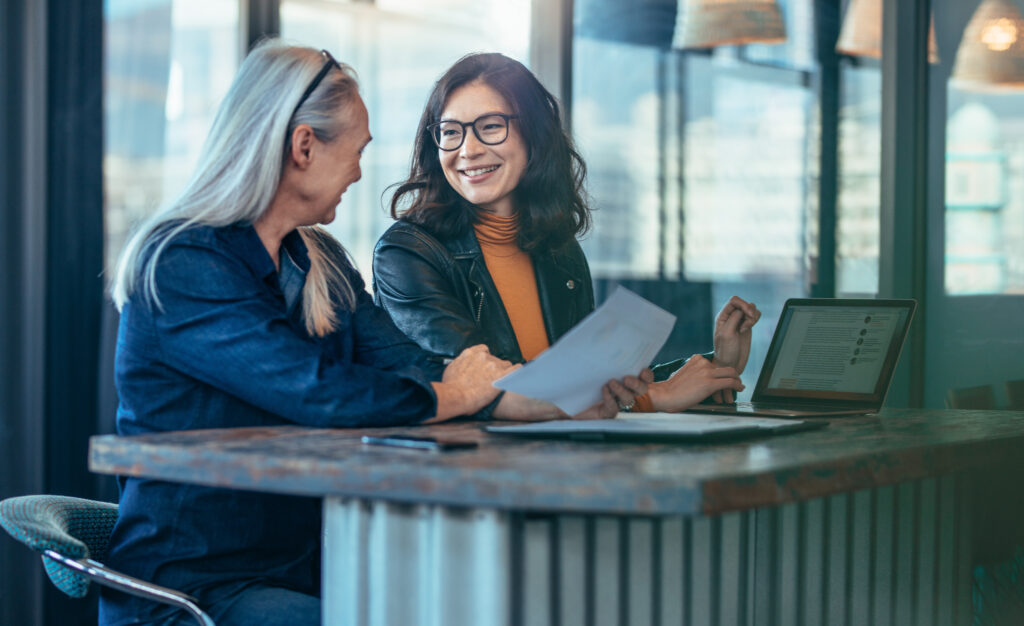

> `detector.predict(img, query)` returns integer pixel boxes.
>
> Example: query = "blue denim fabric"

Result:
[102,581,321,626]
[100,224,444,625]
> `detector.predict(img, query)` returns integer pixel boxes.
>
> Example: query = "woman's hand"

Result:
[647,355,745,412]
[711,296,761,402]
[570,368,655,420]
[428,345,518,422]
[712,296,760,374]
[494,368,653,421]
[492,392,564,421]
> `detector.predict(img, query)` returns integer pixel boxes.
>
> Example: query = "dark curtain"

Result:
[1,0,105,624]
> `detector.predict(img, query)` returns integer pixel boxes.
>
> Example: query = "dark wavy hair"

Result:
[389,53,590,252]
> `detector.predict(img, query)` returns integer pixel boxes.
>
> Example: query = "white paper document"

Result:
[494,287,676,415]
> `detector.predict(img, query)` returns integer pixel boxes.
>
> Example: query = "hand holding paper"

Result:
[494,287,675,415]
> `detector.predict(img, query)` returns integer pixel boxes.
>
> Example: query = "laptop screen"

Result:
[752,299,916,405]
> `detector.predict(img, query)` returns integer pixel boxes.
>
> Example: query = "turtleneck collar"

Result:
[474,211,519,247]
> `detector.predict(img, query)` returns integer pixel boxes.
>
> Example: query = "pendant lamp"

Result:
[834,0,940,63]
[672,0,787,50]
[951,0,1024,89]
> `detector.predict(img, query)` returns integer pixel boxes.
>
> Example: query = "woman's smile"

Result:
[462,164,500,179]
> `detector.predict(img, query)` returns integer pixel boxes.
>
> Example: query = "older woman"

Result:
[373,53,761,419]
[102,41,515,625]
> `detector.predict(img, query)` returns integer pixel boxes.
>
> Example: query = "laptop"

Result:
[688,298,916,418]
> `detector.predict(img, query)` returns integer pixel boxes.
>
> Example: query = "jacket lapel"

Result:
[533,251,587,345]
[449,229,523,362]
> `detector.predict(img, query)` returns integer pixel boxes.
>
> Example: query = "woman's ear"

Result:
[288,124,316,169]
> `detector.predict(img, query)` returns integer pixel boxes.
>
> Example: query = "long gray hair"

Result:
[111,39,358,337]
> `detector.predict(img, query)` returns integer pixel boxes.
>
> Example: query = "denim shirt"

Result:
[100,224,443,625]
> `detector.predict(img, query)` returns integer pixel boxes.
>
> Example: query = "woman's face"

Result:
[437,80,527,217]
[307,96,371,225]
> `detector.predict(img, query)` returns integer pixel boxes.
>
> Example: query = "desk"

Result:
[89,409,1024,626]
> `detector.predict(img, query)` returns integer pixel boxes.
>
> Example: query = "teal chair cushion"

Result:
[0,495,119,598]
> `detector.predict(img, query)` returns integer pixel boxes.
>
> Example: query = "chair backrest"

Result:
[946,384,997,410]
[1007,380,1024,411]
[0,495,118,598]
[1,495,216,625]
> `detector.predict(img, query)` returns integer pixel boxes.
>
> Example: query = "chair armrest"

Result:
[43,550,216,626]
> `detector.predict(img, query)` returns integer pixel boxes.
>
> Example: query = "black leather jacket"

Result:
[372,220,594,364]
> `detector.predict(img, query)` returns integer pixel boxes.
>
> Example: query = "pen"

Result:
[426,355,454,365]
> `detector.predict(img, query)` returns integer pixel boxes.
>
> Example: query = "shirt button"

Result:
[566,280,575,290]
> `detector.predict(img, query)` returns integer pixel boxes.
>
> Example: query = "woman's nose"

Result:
[459,130,485,157]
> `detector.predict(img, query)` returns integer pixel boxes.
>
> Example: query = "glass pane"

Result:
[572,38,670,280]
[945,89,1024,295]
[836,61,881,296]
[281,0,531,278]
[572,0,819,394]
[744,0,817,70]
[939,0,1024,296]
[104,0,240,273]
[680,57,815,284]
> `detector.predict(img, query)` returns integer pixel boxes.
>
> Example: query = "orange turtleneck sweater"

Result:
[473,212,550,362]
[473,212,653,412]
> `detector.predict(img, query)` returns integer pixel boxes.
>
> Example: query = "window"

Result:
[104,0,240,273]
[572,0,819,392]
[281,0,532,276]
[836,61,881,296]
[944,88,1024,295]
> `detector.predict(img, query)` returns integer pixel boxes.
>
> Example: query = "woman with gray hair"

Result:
[101,40,514,625]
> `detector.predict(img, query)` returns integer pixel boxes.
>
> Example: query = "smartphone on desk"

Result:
[360,434,479,452]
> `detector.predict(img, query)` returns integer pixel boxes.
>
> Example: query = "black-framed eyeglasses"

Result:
[289,49,341,122]
[427,113,518,151]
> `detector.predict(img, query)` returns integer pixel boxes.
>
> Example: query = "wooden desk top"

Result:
[89,409,1024,516]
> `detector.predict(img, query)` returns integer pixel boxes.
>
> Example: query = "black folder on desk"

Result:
[485,414,826,442]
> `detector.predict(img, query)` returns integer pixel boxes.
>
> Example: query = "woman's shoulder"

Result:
[147,222,270,283]
[547,236,589,266]
[154,221,248,252]
[375,220,451,257]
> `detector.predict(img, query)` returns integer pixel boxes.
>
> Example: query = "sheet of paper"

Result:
[494,286,676,415]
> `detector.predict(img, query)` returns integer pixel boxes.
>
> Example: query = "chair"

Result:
[1006,380,1024,411]
[0,495,215,625]
[946,384,996,409]
[973,546,1024,625]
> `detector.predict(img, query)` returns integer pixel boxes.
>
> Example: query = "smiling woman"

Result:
[374,53,762,422]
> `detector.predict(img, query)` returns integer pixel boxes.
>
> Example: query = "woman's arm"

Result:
[646,355,745,412]
[426,345,518,422]
[150,239,458,427]
[710,296,761,402]
[373,226,489,358]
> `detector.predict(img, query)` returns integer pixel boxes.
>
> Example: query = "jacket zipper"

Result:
[474,287,484,322]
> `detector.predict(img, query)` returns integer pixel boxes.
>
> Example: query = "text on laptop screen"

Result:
[760,304,911,400]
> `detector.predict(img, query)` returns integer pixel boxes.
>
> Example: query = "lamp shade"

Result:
[672,0,786,50]
[835,0,940,63]
[951,0,1024,89]
[576,0,678,49]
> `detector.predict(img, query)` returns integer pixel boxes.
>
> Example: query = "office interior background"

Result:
[2,0,1024,623]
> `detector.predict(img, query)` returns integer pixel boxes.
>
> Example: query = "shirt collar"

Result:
[221,224,311,280]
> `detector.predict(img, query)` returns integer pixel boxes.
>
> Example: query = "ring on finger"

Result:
[617,400,635,412]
